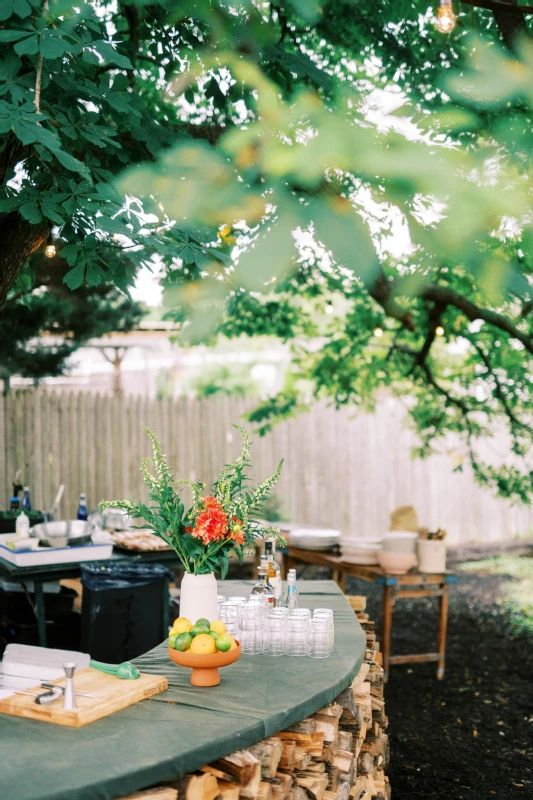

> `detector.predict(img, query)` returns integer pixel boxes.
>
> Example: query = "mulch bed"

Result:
[344,571,533,799]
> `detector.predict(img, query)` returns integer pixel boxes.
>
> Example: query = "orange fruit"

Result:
[190,633,217,655]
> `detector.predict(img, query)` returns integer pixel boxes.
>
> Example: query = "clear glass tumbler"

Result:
[240,604,262,654]
[220,601,240,638]
[287,616,309,656]
[308,617,330,658]
[263,614,286,656]
[313,608,334,651]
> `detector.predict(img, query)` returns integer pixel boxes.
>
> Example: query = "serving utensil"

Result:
[89,659,140,680]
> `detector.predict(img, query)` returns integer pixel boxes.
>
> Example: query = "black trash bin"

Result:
[81,562,172,662]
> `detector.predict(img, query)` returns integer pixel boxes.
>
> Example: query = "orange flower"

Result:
[229,516,245,545]
[189,496,229,545]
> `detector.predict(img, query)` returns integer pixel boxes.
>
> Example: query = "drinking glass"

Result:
[290,608,311,621]
[287,616,309,656]
[228,596,247,604]
[308,618,330,658]
[240,605,262,654]
[220,601,240,638]
[263,614,286,656]
[217,594,226,617]
[313,609,334,651]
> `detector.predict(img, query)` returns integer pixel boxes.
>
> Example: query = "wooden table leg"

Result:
[34,580,47,647]
[381,584,394,682]
[437,586,449,679]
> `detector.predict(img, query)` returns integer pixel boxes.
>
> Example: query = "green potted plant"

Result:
[100,425,284,622]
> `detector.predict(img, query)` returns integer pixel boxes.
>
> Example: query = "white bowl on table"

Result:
[378,551,417,575]
[339,537,382,565]
[382,531,419,554]
[288,528,340,551]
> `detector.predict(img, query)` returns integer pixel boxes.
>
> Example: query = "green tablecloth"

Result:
[0,580,365,800]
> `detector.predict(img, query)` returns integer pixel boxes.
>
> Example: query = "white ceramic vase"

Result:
[180,572,219,623]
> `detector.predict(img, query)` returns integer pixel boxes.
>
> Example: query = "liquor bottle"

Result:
[287,571,299,613]
[22,487,32,512]
[264,540,281,605]
[77,493,89,521]
[251,556,275,607]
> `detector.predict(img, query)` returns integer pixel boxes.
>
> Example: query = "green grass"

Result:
[460,555,533,635]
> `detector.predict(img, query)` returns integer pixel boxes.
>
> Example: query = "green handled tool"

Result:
[89,659,140,680]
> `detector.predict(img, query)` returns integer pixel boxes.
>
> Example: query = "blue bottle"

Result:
[22,487,32,512]
[77,493,88,521]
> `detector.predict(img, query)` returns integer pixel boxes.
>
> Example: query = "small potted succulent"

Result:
[100,425,284,622]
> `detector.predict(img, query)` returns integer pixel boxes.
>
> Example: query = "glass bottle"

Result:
[77,493,88,521]
[22,486,32,512]
[287,572,299,613]
[264,540,281,605]
[251,557,274,608]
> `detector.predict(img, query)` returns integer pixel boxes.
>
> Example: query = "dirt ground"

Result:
[344,571,533,800]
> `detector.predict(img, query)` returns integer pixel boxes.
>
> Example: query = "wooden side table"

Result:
[285,546,456,681]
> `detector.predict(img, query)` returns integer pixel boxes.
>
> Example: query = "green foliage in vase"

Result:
[99,425,284,577]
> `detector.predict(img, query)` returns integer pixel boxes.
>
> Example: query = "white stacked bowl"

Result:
[339,537,382,565]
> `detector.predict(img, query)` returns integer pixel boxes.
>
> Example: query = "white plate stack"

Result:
[339,537,382,565]
[288,528,341,551]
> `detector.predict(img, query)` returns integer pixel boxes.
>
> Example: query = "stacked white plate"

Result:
[339,536,382,565]
[288,528,341,551]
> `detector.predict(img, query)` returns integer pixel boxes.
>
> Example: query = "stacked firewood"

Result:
[121,596,390,800]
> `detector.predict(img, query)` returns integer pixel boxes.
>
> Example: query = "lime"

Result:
[173,632,193,652]
[207,630,219,641]
[195,617,211,628]
[190,623,210,637]
[215,634,232,652]
[168,632,179,649]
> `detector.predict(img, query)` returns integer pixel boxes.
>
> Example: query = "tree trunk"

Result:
[0,213,49,310]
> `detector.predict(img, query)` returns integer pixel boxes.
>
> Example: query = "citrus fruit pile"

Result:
[169,617,238,654]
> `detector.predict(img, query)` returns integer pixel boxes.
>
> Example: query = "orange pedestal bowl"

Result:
[168,641,241,687]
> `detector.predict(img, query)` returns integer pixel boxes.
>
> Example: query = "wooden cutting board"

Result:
[0,668,168,727]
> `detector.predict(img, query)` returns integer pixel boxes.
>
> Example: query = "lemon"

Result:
[210,620,226,636]
[228,635,238,651]
[172,617,192,634]
[190,633,217,655]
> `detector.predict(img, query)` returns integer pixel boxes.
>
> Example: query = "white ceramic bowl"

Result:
[378,551,417,574]
[382,531,419,554]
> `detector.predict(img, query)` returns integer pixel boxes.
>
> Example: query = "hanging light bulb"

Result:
[374,326,384,338]
[44,236,56,258]
[435,325,445,337]
[435,0,456,34]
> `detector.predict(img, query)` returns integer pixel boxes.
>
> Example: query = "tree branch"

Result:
[471,341,527,429]
[420,284,533,355]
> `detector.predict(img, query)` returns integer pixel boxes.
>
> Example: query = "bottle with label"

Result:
[250,555,275,607]
[15,510,30,539]
[264,540,281,605]
[287,571,299,613]
[77,493,89,521]
[22,487,32,512]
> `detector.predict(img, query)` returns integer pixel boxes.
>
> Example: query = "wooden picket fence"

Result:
[1,389,532,544]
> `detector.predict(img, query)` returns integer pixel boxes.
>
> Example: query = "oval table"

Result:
[0,580,365,800]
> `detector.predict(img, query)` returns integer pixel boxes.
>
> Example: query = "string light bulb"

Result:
[44,237,56,258]
[435,0,456,34]
[374,326,384,338]
[435,325,445,337]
